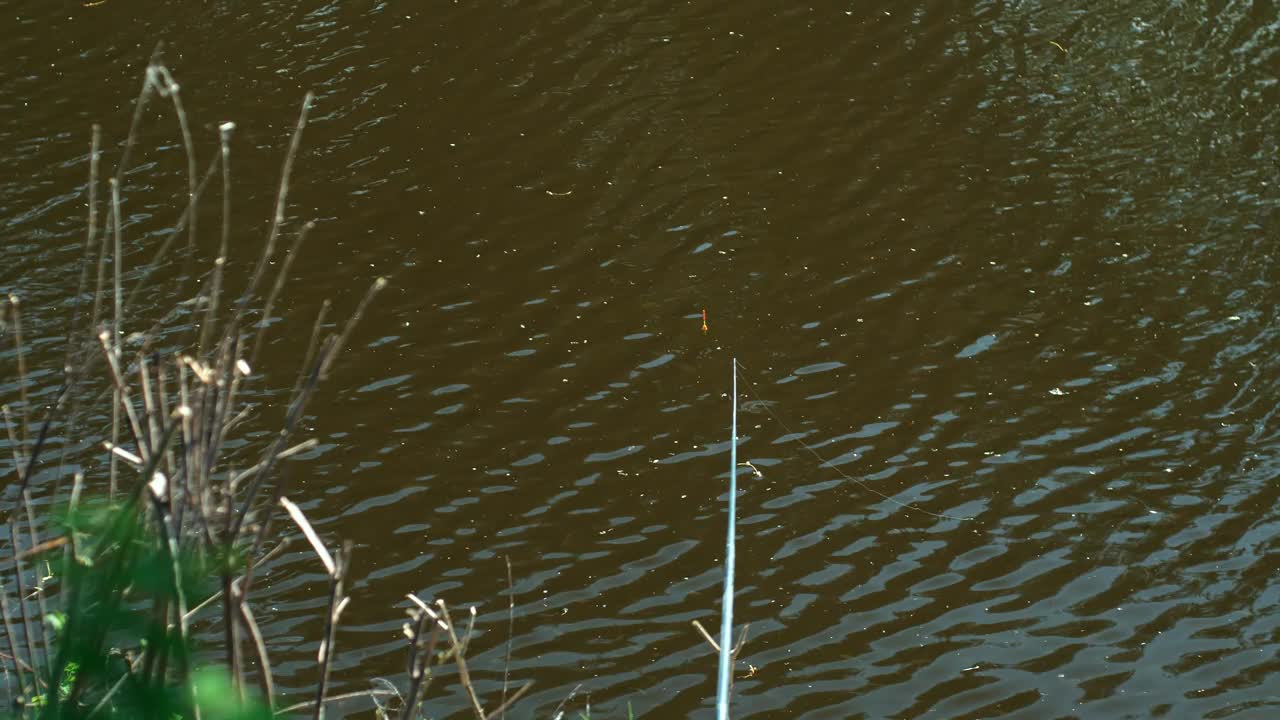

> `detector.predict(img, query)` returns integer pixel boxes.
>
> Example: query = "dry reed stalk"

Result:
[550,684,586,720]
[399,593,534,720]
[500,556,514,719]
[60,472,84,616]
[437,600,485,720]
[66,125,101,364]
[0,53,526,720]
[124,151,221,313]
[49,125,104,510]
[0,586,28,699]
[8,299,30,452]
[250,221,311,367]
[398,598,438,720]
[197,122,235,357]
[18,492,51,686]
[7,523,39,699]
[139,353,162,466]
[314,542,352,720]
[98,332,147,458]
[2,406,23,486]
[237,593,275,710]
[483,683,533,720]
[275,688,402,716]
[148,65,199,269]
[229,91,314,340]
[145,444,193,682]
[221,572,243,698]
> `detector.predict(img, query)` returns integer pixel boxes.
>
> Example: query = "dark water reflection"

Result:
[3,0,1279,717]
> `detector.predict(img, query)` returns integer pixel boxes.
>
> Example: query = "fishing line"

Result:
[732,359,973,522]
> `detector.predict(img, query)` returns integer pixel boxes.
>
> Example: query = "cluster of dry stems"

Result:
[0,50,527,719]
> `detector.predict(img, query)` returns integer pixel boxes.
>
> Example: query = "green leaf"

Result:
[192,667,272,720]
[45,611,67,634]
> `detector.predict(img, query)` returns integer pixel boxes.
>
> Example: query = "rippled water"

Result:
[3,1,1279,717]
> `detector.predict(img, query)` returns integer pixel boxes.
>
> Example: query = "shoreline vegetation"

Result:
[0,51,541,719]
[2,52,745,719]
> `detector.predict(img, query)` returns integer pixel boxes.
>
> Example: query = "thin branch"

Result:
[110,177,124,354]
[98,332,148,461]
[21,489,52,685]
[313,541,351,720]
[124,151,222,312]
[437,601,485,720]
[199,122,235,358]
[230,92,314,334]
[9,519,42,694]
[398,604,432,720]
[9,297,30,451]
[0,585,28,701]
[500,556,514,719]
[238,598,275,712]
[278,497,334,575]
[692,619,719,653]
[483,682,533,720]
[319,278,387,380]
[250,220,312,367]
[274,688,400,716]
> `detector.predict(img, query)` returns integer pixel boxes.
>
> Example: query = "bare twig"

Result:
[319,277,388,380]
[238,597,275,711]
[123,151,222,312]
[183,539,291,624]
[67,124,101,364]
[51,124,103,506]
[9,297,30,451]
[113,46,164,188]
[21,489,52,684]
[438,601,485,719]
[221,574,243,698]
[232,277,381,540]
[98,332,148,460]
[109,177,123,353]
[483,682,533,720]
[274,688,400,716]
[0,586,28,700]
[500,556,514,719]
[150,65,199,271]
[231,92,314,331]
[550,683,585,720]
[692,619,719,653]
[279,497,334,575]
[398,599,435,720]
[199,122,235,358]
[251,220,312,367]
[2,405,26,488]
[313,541,352,720]
[9,519,42,693]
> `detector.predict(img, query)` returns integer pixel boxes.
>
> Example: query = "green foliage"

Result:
[27,663,76,709]
[13,503,265,720]
[190,668,272,720]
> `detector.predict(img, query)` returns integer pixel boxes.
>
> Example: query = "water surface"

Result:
[2,1,1278,717]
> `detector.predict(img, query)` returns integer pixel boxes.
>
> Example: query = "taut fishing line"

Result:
[732,359,973,522]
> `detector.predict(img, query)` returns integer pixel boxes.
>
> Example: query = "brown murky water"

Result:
[4,1,1279,717]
